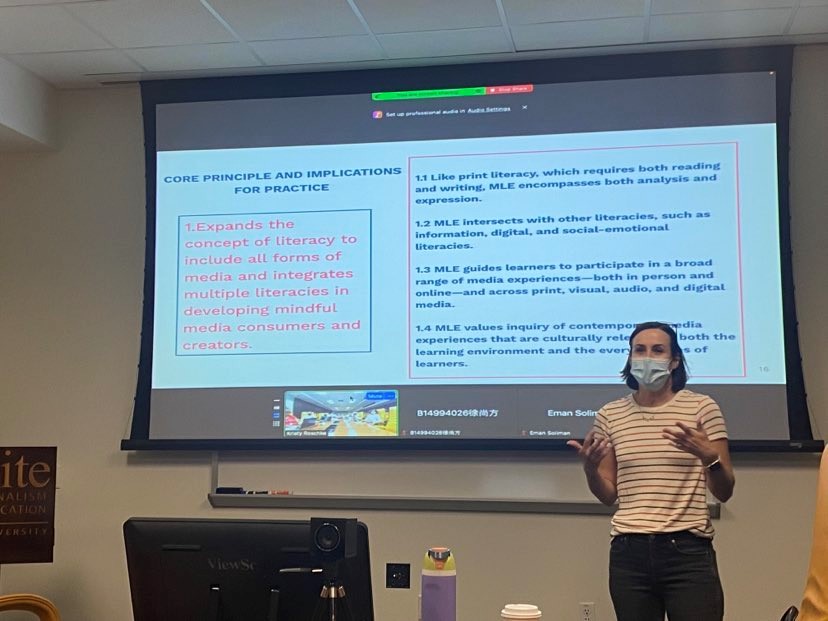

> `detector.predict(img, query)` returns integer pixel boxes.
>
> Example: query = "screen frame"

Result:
[124,44,819,453]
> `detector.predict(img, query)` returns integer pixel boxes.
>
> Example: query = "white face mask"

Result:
[630,357,672,391]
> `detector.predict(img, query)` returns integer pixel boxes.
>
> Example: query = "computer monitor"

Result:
[123,517,374,621]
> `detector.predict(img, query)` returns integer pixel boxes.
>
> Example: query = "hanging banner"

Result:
[0,447,57,563]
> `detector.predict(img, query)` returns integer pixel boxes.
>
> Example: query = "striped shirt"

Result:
[594,389,728,538]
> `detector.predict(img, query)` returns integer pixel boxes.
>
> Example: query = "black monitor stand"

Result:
[312,563,355,621]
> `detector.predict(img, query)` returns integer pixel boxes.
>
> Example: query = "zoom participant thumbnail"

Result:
[283,390,399,438]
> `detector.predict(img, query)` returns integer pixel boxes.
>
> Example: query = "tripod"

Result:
[311,562,355,621]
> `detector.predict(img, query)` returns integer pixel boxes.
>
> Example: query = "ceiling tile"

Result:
[250,35,384,65]
[652,0,795,14]
[356,0,501,33]
[790,6,828,33]
[0,5,111,53]
[512,17,645,51]
[207,0,366,40]
[503,0,645,25]
[0,0,102,5]
[1,0,827,90]
[9,49,142,85]
[650,9,791,41]
[126,43,262,72]
[377,27,512,59]
[66,0,235,47]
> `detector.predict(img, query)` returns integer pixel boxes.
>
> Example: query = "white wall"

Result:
[0,44,826,621]
[0,57,57,150]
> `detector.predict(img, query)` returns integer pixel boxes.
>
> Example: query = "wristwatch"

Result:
[705,457,722,472]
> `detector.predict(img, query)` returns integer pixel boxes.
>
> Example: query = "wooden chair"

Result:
[0,594,60,621]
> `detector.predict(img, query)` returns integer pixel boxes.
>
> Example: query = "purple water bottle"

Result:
[421,547,456,621]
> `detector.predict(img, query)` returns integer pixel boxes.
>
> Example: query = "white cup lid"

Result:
[501,604,542,618]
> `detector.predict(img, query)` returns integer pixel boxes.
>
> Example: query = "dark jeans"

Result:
[609,531,724,621]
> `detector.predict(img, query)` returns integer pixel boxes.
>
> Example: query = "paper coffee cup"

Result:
[501,604,542,619]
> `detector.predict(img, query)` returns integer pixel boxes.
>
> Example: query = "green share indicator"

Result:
[372,87,487,101]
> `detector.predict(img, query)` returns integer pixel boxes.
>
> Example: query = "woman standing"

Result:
[569,321,735,621]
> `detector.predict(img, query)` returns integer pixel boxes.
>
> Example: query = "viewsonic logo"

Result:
[207,557,256,571]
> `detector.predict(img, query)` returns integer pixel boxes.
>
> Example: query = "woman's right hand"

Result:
[567,429,612,471]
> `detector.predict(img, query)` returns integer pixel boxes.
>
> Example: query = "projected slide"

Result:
[407,140,747,379]
[145,71,791,442]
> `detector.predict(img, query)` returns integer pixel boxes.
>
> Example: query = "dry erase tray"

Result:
[207,493,721,517]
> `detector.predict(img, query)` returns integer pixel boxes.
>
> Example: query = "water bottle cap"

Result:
[427,547,451,561]
[501,604,542,619]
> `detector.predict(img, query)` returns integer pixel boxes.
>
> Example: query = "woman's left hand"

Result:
[662,420,719,465]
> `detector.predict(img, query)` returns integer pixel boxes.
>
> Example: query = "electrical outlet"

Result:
[579,602,596,621]
[385,563,410,588]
